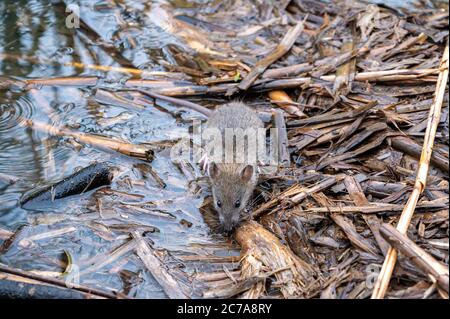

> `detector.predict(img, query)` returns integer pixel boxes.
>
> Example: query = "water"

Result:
[0,0,447,298]
[0,0,240,298]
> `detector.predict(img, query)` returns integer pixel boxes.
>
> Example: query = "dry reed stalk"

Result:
[320,68,439,82]
[24,119,153,161]
[135,89,212,116]
[379,223,449,294]
[252,175,342,218]
[344,175,392,255]
[333,40,356,96]
[25,77,98,87]
[371,43,449,299]
[230,19,306,94]
[0,52,176,77]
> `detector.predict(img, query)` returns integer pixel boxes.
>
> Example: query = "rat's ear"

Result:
[209,162,219,179]
[240,165,253,183]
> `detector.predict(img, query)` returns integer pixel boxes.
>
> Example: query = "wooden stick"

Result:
[123,68,440,98]
[18,227,77,248]
[316,132,386,170]
[290,175,344,204]
[95,89,146,110]
[195,270,241,282]
[371,43,449,299]
[379,223,449,294]
[15,68,439,93]
[380,33,428,61]
[78,239,138,276]
[312,44,369,78]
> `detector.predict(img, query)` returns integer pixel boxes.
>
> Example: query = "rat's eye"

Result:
[234,200,241,208]
[216,200,222,208]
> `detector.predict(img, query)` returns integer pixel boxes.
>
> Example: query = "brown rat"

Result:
[204,102,264,232]
[150,93,267,232]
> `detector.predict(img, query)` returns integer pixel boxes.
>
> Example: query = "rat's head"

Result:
[208,162,255,233]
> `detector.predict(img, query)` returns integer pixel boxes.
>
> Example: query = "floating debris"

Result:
[20,162,115,210]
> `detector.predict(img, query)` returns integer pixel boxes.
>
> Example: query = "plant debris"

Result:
[0,0,448,299]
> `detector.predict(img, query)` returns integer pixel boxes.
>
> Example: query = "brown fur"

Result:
[206,102,264,232]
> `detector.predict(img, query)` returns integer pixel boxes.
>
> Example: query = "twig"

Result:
[18,227,77,248]
[95,89,146,110]
[333,39,356,96]
[316,132,386,170]
[379,223,449,294]
[371,43,449,299]
[79,239,138,276]
[0,53,168,77]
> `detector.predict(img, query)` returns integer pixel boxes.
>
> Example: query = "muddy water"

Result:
[0,0,446,298]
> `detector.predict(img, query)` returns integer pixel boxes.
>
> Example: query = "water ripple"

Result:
[0,94,34,134]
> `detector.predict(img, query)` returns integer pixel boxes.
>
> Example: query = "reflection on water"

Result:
[0,0,447,298]
[0,0,233,298]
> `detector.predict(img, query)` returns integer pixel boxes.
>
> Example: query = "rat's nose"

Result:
[221,218,236,234]
[223,222,233,233]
